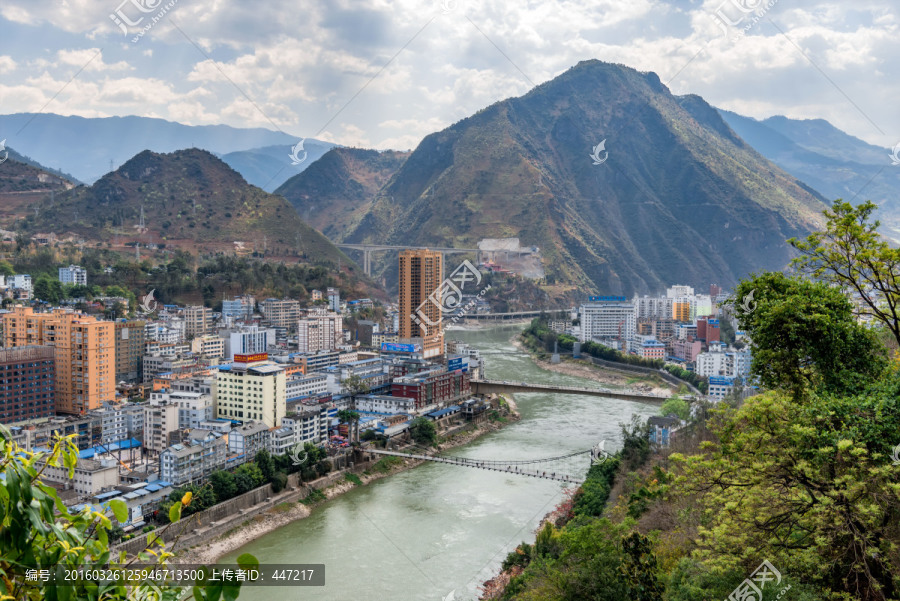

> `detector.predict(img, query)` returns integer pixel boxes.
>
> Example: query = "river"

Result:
[222,325,661,601]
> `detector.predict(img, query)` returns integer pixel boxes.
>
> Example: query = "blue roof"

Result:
[79,438,142,458]
[145,483,162,492]
[94,491,122,500]
[155,481,172,487]
[427,405,461,418]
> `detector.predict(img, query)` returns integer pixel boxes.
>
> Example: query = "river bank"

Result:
[189,400,519,564]
[510,334,675,396]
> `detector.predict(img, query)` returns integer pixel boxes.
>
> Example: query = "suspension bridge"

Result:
[367,443,610,484]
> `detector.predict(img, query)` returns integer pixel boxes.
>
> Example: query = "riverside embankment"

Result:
[220,325,663,601]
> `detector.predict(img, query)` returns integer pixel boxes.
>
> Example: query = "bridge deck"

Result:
[369,449,584,484]
[470,379,669,402]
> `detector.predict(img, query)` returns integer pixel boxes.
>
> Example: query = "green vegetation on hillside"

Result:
[492,204,900,600]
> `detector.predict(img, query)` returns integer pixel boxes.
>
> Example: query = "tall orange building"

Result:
[398,249,444,359]
[3,307,115,414]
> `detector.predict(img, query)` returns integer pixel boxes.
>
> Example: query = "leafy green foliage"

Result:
[0,425,254,600]
[731,272,887,398]
[409,417,438,447]
[659,397,690,421]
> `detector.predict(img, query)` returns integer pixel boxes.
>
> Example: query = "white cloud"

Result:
[0,56,16,74]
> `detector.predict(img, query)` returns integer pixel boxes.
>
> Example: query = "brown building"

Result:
[115,319,146,384]
[2,307,115,415]
[184,305,213,339]
[398,249,443,359]
[0,345,56,425]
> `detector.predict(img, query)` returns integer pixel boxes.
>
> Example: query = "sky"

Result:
[0,0,898,151]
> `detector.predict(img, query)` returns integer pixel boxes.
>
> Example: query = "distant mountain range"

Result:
[279,60,827,297]
[0,113,331,187]
[221,140,336,192]
[717,110,900,241]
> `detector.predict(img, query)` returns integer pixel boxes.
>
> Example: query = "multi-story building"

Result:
[355,395,416,414]
[283,403,329,446]
[221,295,255,319]
[94,402,144,445]
[666,285,694,298]
[143,353,198,383]
[9,274,32,293]
[297,308,343,353]
[115,319,146,384]
[40,456,119,497]
[221,325,275,361]
[398,249,444,359]
[695,349,730,378]
[0,345,56,424]
[259,298,301,332]
[150,390,214,429]
[294,349,342,373]
[638,338,666,360]
[160,432,227,486]
[184,306,214,339]
[633,295,673,321]
[326,287,340,313]
[356,320,378,346]
[145,322,184,344]
[286,373,328,401]
[190,334,225,359]
[228,421,270,458]
[372,331,399,347]
[311,289,323,302]
[696,317,720,344]
[672,298,692,322]
[143,399,180,454]
[215,354,286,427]
[391,368,470,410]
[672,339,702,363]
[2,307,114,415]
[579,297,635,348]
[58,265,88,286]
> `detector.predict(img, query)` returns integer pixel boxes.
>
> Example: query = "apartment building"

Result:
[259,298,301,332]
[2,307,114,414]
[159,432,227,486]
[215,354,286,427]
[184,306,214,339]
[0,345,56,425]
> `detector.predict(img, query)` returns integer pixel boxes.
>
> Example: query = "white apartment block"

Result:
[579,297,636,345]
[143,400,180,454]
[283,405,328,446]
[150,390,214,429]
[58,265,87,286]
[633,296,673,320]
[666,285,694,298]
[228,421,270,457]
[221,326,275,361]
[355,395,416,414]
[215,357,286,427]
[160,433,227,486]
[40,456,119,497]
[286,373,328,400]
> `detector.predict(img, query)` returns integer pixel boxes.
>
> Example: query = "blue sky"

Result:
[0,0,898,150]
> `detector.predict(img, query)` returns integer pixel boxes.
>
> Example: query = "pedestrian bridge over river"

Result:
[470,379,671,403]
[367,447,605,484]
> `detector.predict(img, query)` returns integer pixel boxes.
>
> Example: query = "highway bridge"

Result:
[470,379,671,403]
[335,243,480,276]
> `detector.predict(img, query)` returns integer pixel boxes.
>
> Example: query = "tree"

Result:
[33,274,63,304]
[0,425,254,600]
[342,374,370,444]
[233,463,265,494]
[659,397,690,421]
[670,385,900,600]
[255,449,275,482]
[336,409,360,444]
[210,469,237,502]
[731,272,887,399]
[790,200,900,348]
[409,417,437,447]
